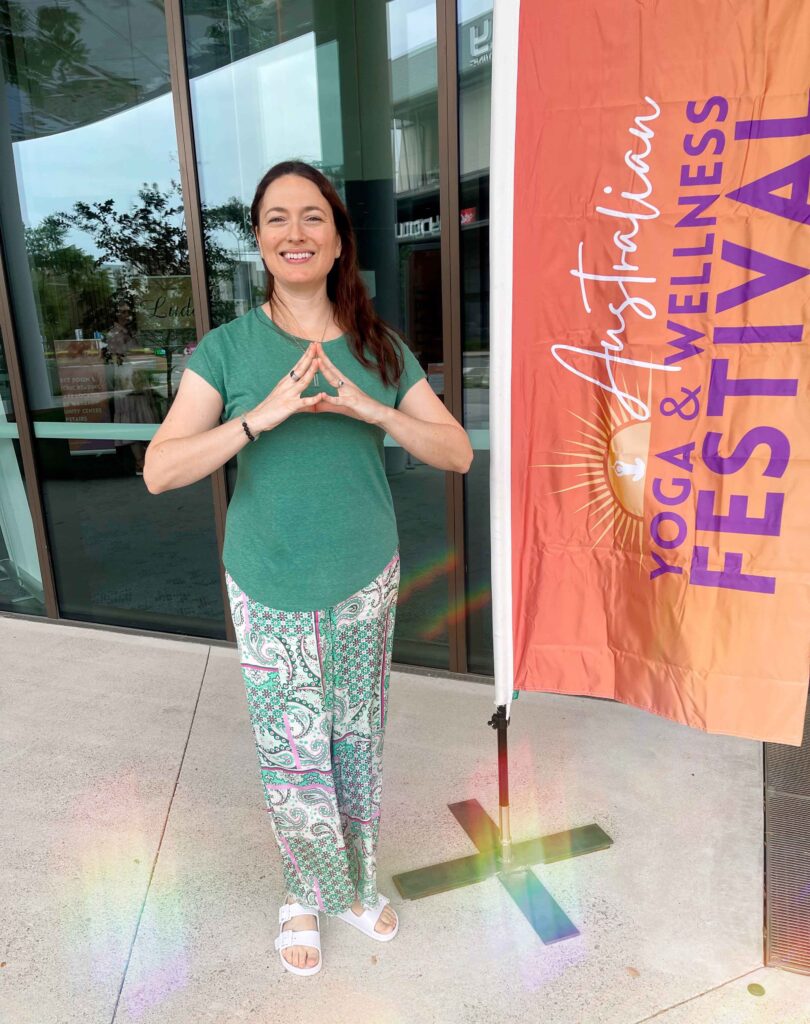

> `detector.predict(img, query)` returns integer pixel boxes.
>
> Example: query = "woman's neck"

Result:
[268,284,332,336]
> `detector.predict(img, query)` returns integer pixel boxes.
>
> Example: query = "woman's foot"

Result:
[281,895,320,969]
[350,897,397,935]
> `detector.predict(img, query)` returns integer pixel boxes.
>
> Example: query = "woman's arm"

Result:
[142,369,247,494]
[144,344,324,494]
[374,378,473,474]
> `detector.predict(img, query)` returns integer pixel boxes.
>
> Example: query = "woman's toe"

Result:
[376,908,396,932]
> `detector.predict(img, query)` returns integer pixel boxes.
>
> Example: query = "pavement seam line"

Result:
[631,965,767,1023]
[109,644,212,1024]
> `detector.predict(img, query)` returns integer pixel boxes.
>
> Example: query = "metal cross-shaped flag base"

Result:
[392,704,613,944]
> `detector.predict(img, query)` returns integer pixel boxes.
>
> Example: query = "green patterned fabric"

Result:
[226,549,400,914]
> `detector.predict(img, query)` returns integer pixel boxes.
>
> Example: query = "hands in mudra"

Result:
[246,341,384,436]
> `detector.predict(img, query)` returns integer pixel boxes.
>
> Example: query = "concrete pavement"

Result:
[1,615,807,1024]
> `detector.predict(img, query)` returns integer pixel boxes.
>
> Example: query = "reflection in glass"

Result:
[0,0,224,636]
[459,0,493,672]
[38,440,224,635]
[0,324,44,614]
[183,0,450,666]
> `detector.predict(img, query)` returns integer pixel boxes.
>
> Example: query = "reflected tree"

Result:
[25,182,253,405]
[65,181,251,403]
[69,183,191,277]
[0,0,145,139]
[24,214,114,348]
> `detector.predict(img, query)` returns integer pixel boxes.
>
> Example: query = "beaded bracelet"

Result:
[241,417,256,443]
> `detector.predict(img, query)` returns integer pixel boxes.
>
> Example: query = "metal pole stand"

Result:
[392,703,613,943]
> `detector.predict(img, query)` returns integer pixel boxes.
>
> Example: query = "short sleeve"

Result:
[185,328,226,400]
[394,338,427,408]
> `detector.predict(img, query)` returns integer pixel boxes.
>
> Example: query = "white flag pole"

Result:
[489,0,521,717]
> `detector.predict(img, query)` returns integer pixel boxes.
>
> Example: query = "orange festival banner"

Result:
[489,0,810,743]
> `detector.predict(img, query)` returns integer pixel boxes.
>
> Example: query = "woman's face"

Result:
[255,174,342,291]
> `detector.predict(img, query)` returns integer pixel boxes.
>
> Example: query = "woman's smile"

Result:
[281,250,315,263]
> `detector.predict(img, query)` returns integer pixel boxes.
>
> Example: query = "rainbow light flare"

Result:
[450,731,589,990]
[420,582,492,641]
[395,547,493,642]
[397,548,457,605]
[57,767,192,1018]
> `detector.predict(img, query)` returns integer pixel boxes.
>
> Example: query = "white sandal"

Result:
[274,900,322,976]
[336,894,399,942]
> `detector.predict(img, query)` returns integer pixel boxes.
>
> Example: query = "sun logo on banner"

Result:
[533,378,652,556]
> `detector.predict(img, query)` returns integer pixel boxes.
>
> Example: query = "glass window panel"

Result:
[37,439,223,635]
[0,0,225,637]
[0,323,45,614]
[183,0,450,667]
[458,0,493,673]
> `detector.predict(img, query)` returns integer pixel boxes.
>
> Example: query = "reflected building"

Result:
[0,0,494,673]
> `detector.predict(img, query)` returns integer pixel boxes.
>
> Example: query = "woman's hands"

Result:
[313,342,386,424]
[245,343,325,435]
[245,341,386,438]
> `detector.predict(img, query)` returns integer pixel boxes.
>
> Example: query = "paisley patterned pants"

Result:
[225,549,400,915]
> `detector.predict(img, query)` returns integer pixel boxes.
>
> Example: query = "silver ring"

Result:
[289,369,300,381]
[335,379,345,389]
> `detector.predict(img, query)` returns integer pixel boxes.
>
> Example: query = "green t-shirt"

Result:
[185,306,426,611]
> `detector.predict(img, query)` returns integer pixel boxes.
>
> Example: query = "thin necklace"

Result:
[262,304,331,386]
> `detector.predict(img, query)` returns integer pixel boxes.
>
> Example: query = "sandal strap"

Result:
[275,929,321,951]
[342,894,391,928]
[279,902,320,924]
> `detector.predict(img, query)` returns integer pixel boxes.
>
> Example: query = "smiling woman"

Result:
[248,162,409,392]
[142,158,471,976]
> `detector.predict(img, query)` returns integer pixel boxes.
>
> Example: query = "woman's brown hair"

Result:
[250,160,405,388]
